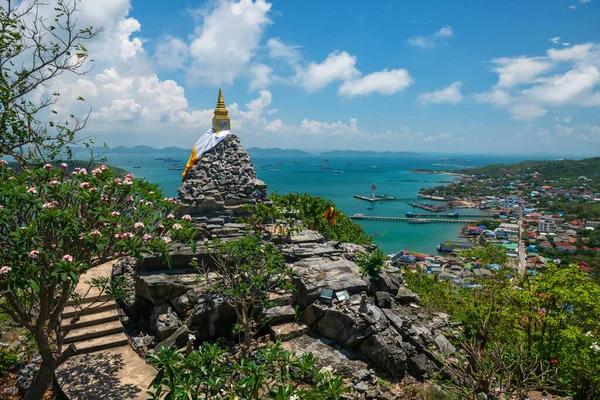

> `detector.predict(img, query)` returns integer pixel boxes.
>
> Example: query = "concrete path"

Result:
[56,261,157,399]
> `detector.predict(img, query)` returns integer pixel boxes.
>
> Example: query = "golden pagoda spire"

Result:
[212,88,231,132]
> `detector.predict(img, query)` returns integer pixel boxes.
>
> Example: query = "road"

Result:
[517,214,526,275]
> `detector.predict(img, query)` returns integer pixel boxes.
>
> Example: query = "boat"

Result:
[163,158,181,163]
[320,165,332,169]
[333,170,344,174]
[132,165,141,169]
[367,207,373,210]
[126,160,133,163]
[346,161,351,165]
[369,166,378,169]
[408,219,431,224]
[168,165,186,171]
[322,158,329,162]
[154,156,165,160]
[408,202,448,212]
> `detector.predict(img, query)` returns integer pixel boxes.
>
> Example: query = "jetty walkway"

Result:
[351,214,478,224]
[407,213,484,218]
[56,261,156,399]
[354,195,420,202]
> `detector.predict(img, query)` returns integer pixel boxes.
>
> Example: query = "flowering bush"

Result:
[0,161,195,397]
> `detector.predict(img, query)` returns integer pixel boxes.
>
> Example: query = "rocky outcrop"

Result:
[302,297,458,381]
[178,134,269,220]
[117,131,461,386]
[292,257,370,307]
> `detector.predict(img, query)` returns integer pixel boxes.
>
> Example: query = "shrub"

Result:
[148,342,350,399]
[355,248,386,280]
[270,192,371,245]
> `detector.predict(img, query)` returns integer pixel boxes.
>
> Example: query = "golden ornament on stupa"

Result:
[212,88,231,133]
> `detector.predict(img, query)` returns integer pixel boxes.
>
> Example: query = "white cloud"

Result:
[248,64,274,90]
[266,38,302,67]
[474,88,511,106]
[422,132,453,142]
[296,51,359,92]
[187,0,272,86]
[338,69,413,97]
[477,43,600,120]
[547,43,593,61]
[405,26,454,49]
[556,125,574,135]
[266,38,413,96]
[491,56,553,87]
[568,5,577,9]
[154,36,188,71]
[579,0,591,3]
[508,104,547,120]
[524,65,600,105]
[418,81,463,105]
[550,37,561,44]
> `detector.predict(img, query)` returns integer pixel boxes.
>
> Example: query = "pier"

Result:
[354,194,399,202]
[351,214,478,224]
[407,212,484,218]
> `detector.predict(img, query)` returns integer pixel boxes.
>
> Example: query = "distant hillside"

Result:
[7,160,128,177]
[464,157,600,181]
[320,150,419,156]
[107,145,188,154]
[246,147,311,156]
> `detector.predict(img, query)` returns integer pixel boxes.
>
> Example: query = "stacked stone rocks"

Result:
[178,134,269,221]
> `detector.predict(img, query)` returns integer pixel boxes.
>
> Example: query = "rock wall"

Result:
[178,134,269,220]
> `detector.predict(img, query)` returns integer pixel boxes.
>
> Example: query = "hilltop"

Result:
[463,157,600,182]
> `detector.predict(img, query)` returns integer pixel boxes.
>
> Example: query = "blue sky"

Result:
[36,0,600,154]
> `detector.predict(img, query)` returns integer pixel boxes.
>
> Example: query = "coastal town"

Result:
[389,158,600,286]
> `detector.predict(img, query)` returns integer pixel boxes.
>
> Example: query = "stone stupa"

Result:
[178,89,269,221]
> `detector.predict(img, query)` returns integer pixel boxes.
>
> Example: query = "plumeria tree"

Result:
[0,161,195,399]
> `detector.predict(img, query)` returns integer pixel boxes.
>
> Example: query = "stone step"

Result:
[64,320,124,345]
[68,292,112,306]
[74,331,130,355]
[63,302,116,320]
[62,308,121,331]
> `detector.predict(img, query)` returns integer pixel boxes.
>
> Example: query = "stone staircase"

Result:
[56,261,157,400]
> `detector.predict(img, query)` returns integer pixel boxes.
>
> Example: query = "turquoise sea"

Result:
[99,150,556,255]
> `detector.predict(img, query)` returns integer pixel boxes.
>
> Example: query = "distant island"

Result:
[97,145,418,157]
[319,150,419,156]
[105,145,189,154]
[246,147,311,156]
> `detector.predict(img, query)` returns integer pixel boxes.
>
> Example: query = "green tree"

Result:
[0,162,195,399]
[197,236,294,356]
[1,0,100,167]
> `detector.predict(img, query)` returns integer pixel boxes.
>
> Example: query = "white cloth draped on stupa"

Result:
[182,128,232,178]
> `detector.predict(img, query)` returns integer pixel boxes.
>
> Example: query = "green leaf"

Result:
[29,279,40,293]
